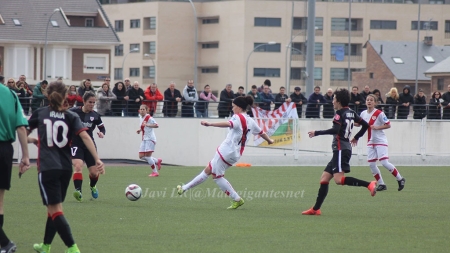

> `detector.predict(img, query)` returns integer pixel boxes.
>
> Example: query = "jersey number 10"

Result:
[44,119,69,148]
[344,119,354,139]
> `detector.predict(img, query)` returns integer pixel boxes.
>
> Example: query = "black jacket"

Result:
[323,94,335,119]
[398,86,414,118]
[127,87,145,111]
[290,92,307,117]
[218,89,234,115]
[428,97,442,120]
[442,91,450,119]
[413,95,427,119]
[385,96,399,119]
[274,93,289,110]
[163,88,182,115]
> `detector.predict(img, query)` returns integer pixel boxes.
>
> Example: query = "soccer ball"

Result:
[125,184,142,201]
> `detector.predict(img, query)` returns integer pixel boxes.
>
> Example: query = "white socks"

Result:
[380,160,402,180]
[183,171,208,191]
[144,157,157,173]
[369,162,385,185]
[214,177,240,201]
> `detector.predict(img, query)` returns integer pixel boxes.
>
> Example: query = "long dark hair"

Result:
[47,81,68,111]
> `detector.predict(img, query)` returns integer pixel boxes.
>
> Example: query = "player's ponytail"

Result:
[245,95,254,108]
[234,96,254,111]
[47,81,69,111]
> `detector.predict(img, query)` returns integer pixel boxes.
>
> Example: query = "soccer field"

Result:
[4,165,449,253]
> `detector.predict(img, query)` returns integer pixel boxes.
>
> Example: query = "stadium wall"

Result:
[19,118,450,166]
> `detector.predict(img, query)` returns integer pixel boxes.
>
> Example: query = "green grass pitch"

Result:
[3,165,449,253]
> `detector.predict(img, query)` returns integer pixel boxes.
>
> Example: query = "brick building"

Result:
[425,57,450,95]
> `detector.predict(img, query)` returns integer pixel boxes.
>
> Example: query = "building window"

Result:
[254,68,280,77]
[149,17,156,29]
[201,67,218,73]
[202,18,219,24]
[370,20,397,30]
[330,68,348,80]
[143,66,155,78]
[254,17,281,27]
[130,44,140,52]
[114,68,122,80]
[130,19,140,28]
[84,54,109,74]
[292,42,323,55]
[331,18,357,31]
[411,21,438,30]
[149,66,155,78]
[314,68,322,80]
[202,43,219,49]
[254,43,281,52]
[445,21,450,32]
[115,44,123,56]
[149,41,156,54]
[293,17,323,30]
[291,67,321,80]
[144,17,156,30]
[392,57,404,64]
[115,20,123,32]
[51,20,59,27]
[12,19,21,26]
[370,73,374,79]
[424,56,435,63]
[130,68,140,77]
[437,78,444,90]
[331,43,359,56]
[85,18,94,27]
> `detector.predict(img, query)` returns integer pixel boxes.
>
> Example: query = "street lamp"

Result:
[44,8,60,80]
[121,48,139,81]
[144,53,156,83]
[188,0,198,89]
[245,41,277,92]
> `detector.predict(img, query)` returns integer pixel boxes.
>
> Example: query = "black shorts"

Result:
[38,170,72,205]
[0,142,14,190]
[71,144,96,168]
[324,149,352,175]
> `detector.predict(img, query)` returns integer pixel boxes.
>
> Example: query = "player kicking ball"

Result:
[302,88,377,216]
[137,105,162,177]
[358,94,405,191]
[177,96,274,209]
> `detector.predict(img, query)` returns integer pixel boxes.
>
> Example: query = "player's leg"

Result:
[0,143,16,252]
[367,146,387,191]
[151,157,162,171]
[302,163,333,215]
[331,150,377,196]
[71,145,85,202]
[85,151,100,199]
[209,158,244,209]
[177,163,211,195]
[141,141,159,177]
[378,146,405,191]
[0,189,14,251]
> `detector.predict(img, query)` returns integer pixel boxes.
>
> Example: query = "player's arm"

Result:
[309,122,340,137]
[79,131,105,174]
[201,121,231,128]
[145,123,159,128]
[259,132,274,145]
[352,117,369,144]
[95,115,106,138]
[17,126,30,175]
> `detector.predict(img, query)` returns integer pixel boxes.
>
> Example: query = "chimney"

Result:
[424,36,433,46]
[380,44,383,55]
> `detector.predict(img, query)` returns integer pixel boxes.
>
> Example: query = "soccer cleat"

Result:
[64,244,80,253]
[0,241,16,253]
[177,184,185,195]
[157,158,162,170]
[148,172,159,177]
[227,198,245,209]
[73,190,82,202]
[398,178,406,191]
[376,184,387,191]
[33,243,51,253]
[368,181,377,197]
[90,186,99,199]
[301,207,321,215]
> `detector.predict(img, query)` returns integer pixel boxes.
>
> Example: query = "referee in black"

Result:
[0,75,30,253]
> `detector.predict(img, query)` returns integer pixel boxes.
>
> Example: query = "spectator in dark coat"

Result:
[18,75,33,114]
[290,86,307,118]
[163,81,183,117]
[428,91,443,120]
[259,84,274,111]
[77,79,94,107]
[235,86,246,98]
[372,89,384,111]
[126,81,145,117]
[397,85,414,119]
[181,80,198,117]
[384,87,400,119]
[350,86,364,114]
[257,79,272,93]
[31,80,48,112]
[413,89,427,119]
[442,84,450,120]
[274,86,291,110]
[359,85,371,112]
[112,82,129,116]
[305,86,326,118]
[247,85,262,117]
[323,88,335,119]
[217,84,234,118]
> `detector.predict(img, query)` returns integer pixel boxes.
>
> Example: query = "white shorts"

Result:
[209,150,238,177]
[367,145,389,162]
[139,140,155,153]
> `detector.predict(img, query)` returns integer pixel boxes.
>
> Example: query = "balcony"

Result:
[292,29,323,37]
[331,30,363,37]
[291,55,323,61]
[330,54,362,62]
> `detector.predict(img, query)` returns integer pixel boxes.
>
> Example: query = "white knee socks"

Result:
[214,177,241,201]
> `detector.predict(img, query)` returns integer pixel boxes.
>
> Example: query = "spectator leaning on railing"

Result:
[442,84,450,120]
[398,85,414,119]
[127,81,145,117]
[322,88,334,119]
[77,79,94,107]
[305,86,326,118]
[97,83,117,116]
[218,84,234,118]
[384,87,400,119]
[259,84,274,111]
[247,85,262,117]
[195,84,217,118]
[67,85,83,108]
[143,83,163,116]
[413,89,427,119]
[181,80,198,118]
[31,80,48,112]
[428,91,443,120]
[163,81,182,117]
[112,81,129,117]
[350,86,364,114]
[290,86,307,118]
[274,86,291,110]
[372,89,384,111]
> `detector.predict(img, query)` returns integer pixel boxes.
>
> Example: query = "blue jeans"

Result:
[195,109,208,118]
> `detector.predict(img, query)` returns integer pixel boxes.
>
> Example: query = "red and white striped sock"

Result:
[369,162,385,185]
[380,160,402,180]
[214,177,240,201]
[183,171,208,191]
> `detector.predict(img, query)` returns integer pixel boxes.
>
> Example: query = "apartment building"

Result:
[102,0,450,96]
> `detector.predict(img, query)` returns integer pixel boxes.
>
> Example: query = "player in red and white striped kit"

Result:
[359,94,405,191]
[137,104,162,177]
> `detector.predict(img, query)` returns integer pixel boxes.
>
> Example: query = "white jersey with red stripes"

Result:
[217,113,263,163]
[139,114,157,141]
[360,109,389,145]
